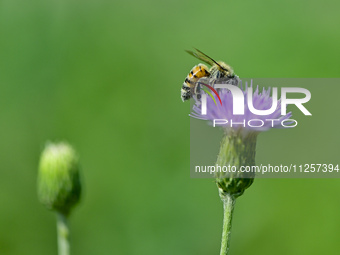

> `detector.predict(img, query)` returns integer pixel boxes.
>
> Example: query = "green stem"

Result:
[219,193,236,255]
[56,212,70,255]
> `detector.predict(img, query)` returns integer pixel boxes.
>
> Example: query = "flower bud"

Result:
[215,132,257,198]
[38,142,81,216]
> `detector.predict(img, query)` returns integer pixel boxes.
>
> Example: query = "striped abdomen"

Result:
[181,64,210,101]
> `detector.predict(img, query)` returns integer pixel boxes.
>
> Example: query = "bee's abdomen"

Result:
[181,64,210,101]
[185,64,210,87]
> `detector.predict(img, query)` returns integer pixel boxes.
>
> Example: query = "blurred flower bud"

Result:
[38,142,81,216]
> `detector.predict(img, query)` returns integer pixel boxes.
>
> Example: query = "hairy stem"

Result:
[56,212,70,255]
[219,193,236,255]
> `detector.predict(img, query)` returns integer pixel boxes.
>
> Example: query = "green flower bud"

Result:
[215,131,257,198]
[38,142,81,216]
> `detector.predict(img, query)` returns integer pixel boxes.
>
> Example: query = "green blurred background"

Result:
[0,0,339,254]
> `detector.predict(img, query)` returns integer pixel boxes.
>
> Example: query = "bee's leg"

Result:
[192,81,202,102]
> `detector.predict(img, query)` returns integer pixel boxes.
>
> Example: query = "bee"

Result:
[181,48,236,102]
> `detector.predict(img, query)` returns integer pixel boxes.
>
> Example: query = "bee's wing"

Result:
[185,48,218,66]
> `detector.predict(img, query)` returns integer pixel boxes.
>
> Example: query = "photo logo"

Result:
[198,82,312,128]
